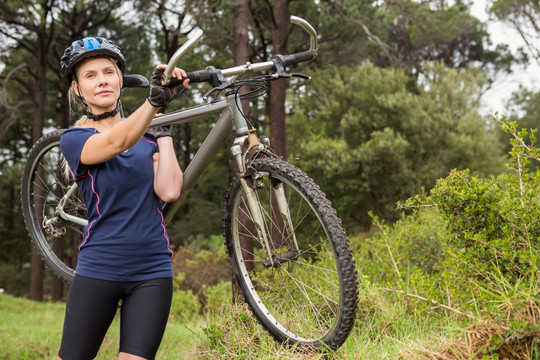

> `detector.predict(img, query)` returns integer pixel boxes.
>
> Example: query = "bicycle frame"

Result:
[153,89,302,262]
[152,95,239,224]
[57,91,296,264]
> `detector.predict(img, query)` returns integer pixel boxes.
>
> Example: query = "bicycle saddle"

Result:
[122,74,149,89]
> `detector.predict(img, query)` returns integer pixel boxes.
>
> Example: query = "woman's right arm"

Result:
[79,66,188,165]
[79,100,160,165]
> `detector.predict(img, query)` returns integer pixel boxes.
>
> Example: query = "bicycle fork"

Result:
[230,134,300,268]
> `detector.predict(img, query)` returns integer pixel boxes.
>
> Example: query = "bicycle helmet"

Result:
[60,37,126,81]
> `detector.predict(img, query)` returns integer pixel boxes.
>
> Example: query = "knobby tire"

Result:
[20,130,82,282]
[223,157,359,350]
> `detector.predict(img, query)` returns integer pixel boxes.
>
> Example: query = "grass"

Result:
[1,294,64,359]
[1,290,454,360]
[3,286,535,359]
[0,293,202,359]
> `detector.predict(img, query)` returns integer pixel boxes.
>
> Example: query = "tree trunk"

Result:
[233,0,252,118]
[266,0,291,249]
[50,83,71,302]
[232,0,253,302]
[269,0,289,158]
[28,33,48,301]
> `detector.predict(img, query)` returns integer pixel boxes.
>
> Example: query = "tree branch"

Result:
[327,0,393,60]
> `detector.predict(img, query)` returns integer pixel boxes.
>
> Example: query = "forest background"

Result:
[0,0,539,358]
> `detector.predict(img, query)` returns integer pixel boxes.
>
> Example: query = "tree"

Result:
[233,0,251,116]
[507,88,540,131]
[267,0,289,157]
[490,0,540,65]
[0,0,61,301]
[287,62,506,230]
[322,0,520,92]
[486,1,540,167]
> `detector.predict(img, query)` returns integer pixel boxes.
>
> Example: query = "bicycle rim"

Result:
[224,158,358,350]
[20,130,84,282]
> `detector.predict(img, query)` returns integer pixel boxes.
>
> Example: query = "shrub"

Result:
[352,115,539,358]
[352,206,447,288]
[390,116,540,358]
[202,281,232,314]
[170,289,202,322]
[171,239,231,306]
[425,117,540,304]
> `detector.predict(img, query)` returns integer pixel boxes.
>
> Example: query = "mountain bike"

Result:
[20,16,358,350]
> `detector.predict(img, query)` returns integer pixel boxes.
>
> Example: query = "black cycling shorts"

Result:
[58,274,173,360]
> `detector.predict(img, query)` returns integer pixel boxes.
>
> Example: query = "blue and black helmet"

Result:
[60,37,126,81]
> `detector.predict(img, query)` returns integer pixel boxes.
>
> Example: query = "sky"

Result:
[470,0,540,117]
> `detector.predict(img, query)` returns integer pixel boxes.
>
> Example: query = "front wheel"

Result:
[20,130,85,282]
[223,157,358,350]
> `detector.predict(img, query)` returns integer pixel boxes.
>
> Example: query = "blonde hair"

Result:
[68,88,90,127]
[63,56,123,178]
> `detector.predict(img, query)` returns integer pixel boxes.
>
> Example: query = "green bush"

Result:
[352,206,447,288]
[202,281,232,313]
[170,289,202,322]
[171,239,231,306]
[0,262,30,297]
[378,116,540,357]
[424,118,540,306]
[430,170,539,286]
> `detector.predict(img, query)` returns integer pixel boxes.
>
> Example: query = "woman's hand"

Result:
[147,65,190,108]
[145,125,172,140]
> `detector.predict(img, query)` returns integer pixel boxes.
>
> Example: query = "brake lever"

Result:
[202,66,233,101]
[202,87,224,101]
[270,57,311,81]
[291,73,311,81]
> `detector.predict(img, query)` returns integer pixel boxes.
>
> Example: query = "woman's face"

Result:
[73,57,121,114]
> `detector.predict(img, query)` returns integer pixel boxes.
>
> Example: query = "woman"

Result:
[57,37,188,360]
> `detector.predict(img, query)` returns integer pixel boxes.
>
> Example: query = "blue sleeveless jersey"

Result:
[60,127,173,281]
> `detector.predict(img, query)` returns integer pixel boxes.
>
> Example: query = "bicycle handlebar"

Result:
[161,15,318,86]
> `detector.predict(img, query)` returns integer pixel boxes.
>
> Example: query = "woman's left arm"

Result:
[153,137,183,202]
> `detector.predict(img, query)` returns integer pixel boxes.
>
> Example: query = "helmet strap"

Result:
[83,100,121,121]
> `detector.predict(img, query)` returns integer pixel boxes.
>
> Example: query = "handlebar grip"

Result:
[279,50,315,67]
[186,70,213,83]
[163,70,212,87]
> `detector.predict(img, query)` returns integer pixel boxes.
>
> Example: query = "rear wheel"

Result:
[223,157,358,350]
[20,130,85,282]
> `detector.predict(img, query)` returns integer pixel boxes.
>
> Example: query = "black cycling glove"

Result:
[147,68,187,108]
[145,125,173,139]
